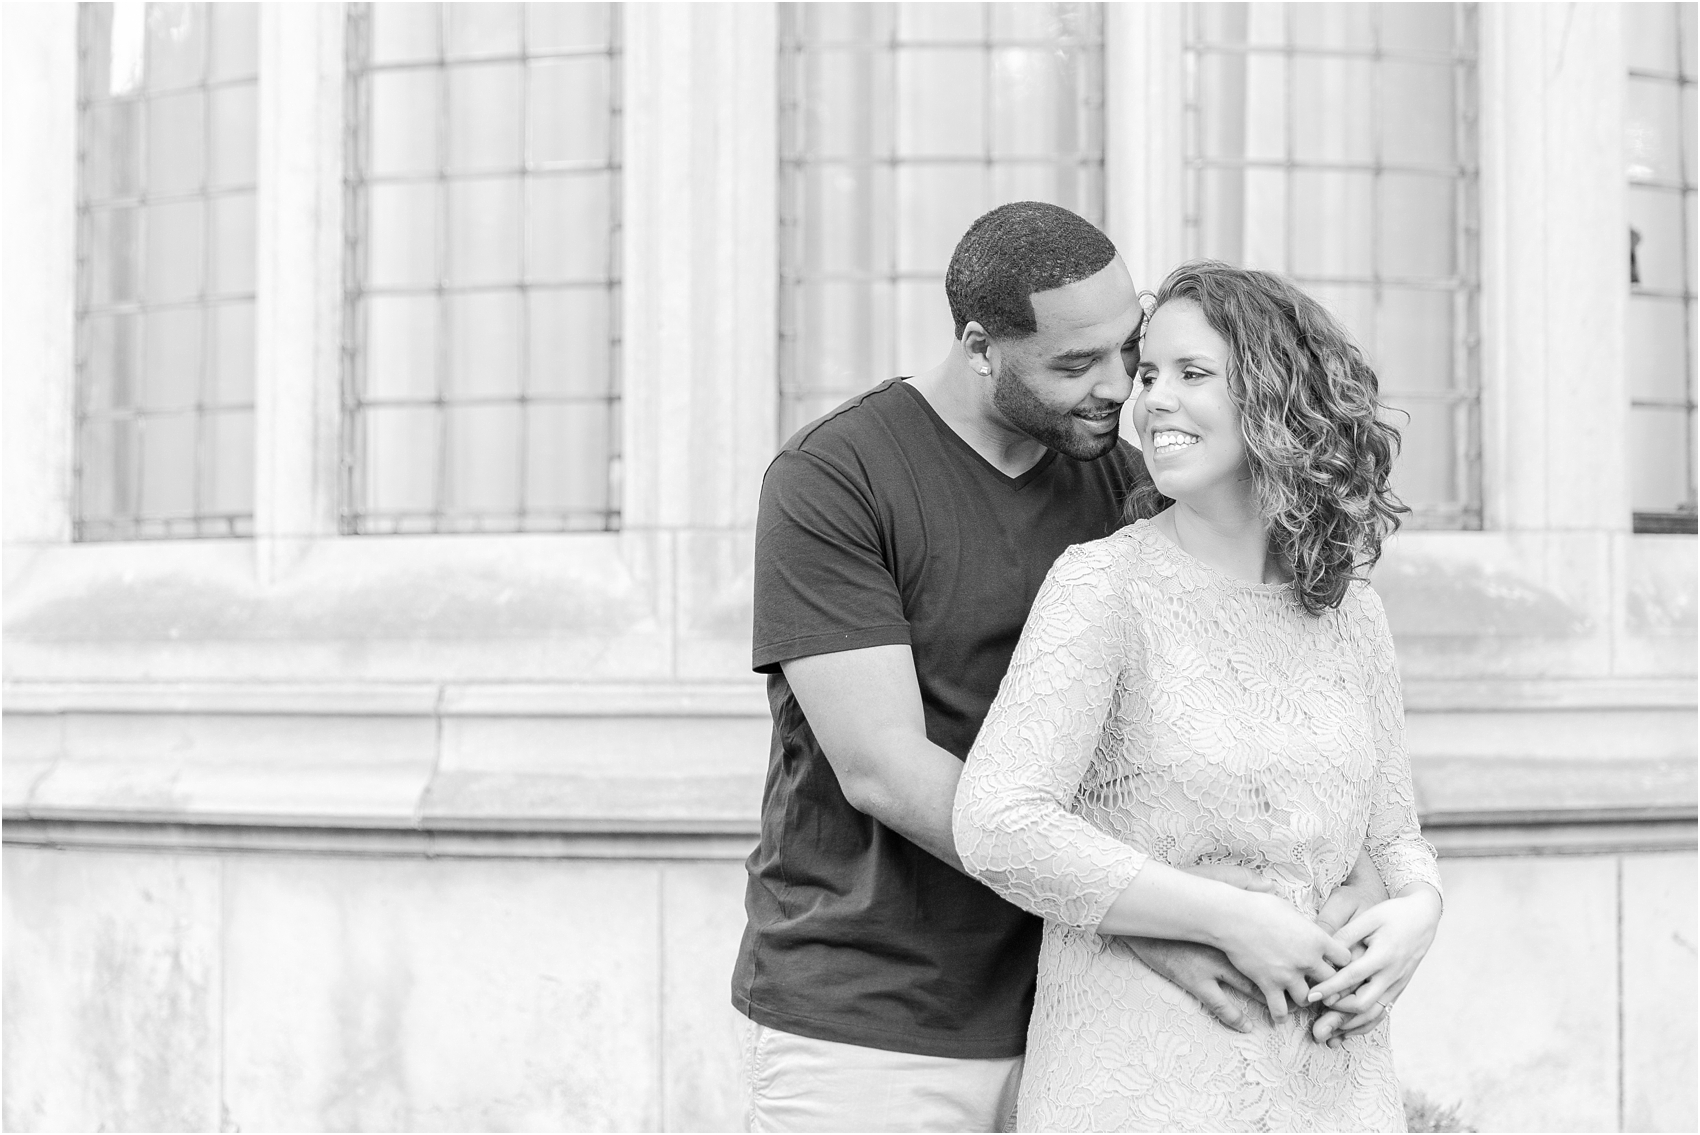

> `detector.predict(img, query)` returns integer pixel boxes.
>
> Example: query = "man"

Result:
[731,203,1380,1132]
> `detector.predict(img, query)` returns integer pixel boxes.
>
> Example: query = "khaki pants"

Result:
[735,1012,1024,1133]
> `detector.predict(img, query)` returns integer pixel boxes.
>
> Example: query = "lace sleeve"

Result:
[1356,587,1444,903]
[953,540,1147,932]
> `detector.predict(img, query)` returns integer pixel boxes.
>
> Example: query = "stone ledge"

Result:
[4,813,1693,861]
[2,677,1691,715]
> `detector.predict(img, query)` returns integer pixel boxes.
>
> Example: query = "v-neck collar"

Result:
[897,379,1060,491]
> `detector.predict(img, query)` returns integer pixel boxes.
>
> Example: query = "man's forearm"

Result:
[840,733,966,870]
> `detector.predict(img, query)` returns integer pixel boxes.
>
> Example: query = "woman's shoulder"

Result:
[1051,518,1171,580]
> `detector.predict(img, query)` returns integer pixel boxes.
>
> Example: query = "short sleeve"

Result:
[751,449,912,673]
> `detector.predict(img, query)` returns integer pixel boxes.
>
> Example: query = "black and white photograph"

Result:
[2,2,1695,1132]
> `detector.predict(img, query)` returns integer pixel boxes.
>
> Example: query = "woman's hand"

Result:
[1304,883,1442,1032]
[1216,891,1354,1023]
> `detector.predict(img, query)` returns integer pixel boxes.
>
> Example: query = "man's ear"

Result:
[961,322,994,376]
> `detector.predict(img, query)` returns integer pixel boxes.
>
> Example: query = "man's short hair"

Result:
[945,201,1119,340]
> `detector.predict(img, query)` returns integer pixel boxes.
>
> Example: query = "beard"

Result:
[991,363,1121,461]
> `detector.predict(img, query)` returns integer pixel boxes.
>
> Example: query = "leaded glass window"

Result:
[1184,2,1480,528]
[778,2,1105,439]
[75,2,259,540]
[344,2,622,534]
[1625,1,1698,532]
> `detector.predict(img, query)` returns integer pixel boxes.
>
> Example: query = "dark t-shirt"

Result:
[732,377,1141,1058]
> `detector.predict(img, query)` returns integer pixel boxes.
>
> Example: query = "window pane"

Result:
[146,3,207,92]
[1624,4,1680,74]
[795,48,891,160]
[363,405,442,515]
[1376,288,1455,397]
[209,85,257,189]
[370,70,442,177]
[346,2,621,533]
[1380,173,1456,279]
[1627,295,1692,404]
[1290,170,1374,279]
[208,4,258,82]
[1378,3,1456,54]
[371,3,441,66]
[366,182,441,288]
[1291,4,1375,50]
[147,90,206,196]
[138,412,199,517]
[446,177,523,286]
[1380,61,1455,167]
[528,57,613,167]
[78,416,133,521]
[896,50,985,158]
[1629,185,1689,293]
[1626,75,1683,183]
[1291,57,1376,165]
[898,3,984,42]
[528,289,614,398]
[525,403,614,515]
[445,404,523,514]
[447,292,524,401]
[448,62,523,173]
[528,3,613,52]
[144,200,205,301]
[80,312,142,412]
[143,307,203,410]
[445,3,523,59]
[86,207,142,306]
[83,101,144,201]
[202,409,253,516]
[525,171,614,282]
[211,194,255,295]
[894,278,953,379]
[1384,399,1458,511]
[363,295,442,403]
[1630,406,1692,513]
[210,303,253,407]
[893,164,994,274]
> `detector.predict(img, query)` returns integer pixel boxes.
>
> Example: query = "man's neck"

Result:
[908,361,1050,478]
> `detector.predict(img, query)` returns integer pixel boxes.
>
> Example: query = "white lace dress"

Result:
[954,520,1442,1132]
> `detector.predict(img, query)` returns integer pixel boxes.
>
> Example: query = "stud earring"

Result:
[978,367,991,376]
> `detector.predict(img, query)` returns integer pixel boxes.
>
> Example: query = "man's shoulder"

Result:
[779,378,917,457]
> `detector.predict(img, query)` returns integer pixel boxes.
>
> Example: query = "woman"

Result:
[953,262,1443,1132]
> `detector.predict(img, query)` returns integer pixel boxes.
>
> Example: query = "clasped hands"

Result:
[1125,863,1440,1048]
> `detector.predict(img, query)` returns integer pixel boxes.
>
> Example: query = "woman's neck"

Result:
[1156,487,1289,586]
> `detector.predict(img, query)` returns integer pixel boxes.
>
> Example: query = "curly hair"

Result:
[1124,261,1409,615]
[945,201,1118,339]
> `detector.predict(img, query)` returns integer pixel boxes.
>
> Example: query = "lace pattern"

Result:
[954,520,1441,1132]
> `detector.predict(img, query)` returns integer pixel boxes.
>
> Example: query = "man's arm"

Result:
[781,644,965,868]
[786,644,1284,1034]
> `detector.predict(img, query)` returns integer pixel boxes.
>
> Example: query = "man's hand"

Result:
[1309,850,1390,1046]
[1125,862,1274,1033]
[1125,938,1261,1032]
[1315,848,1388,936]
